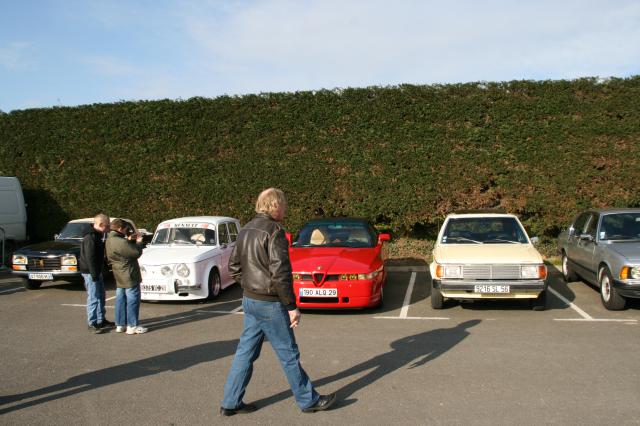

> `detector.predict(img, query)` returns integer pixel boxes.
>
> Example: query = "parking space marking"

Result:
[374,316,450,320]
[399,272,416,319]
[0,287,24,294]
[547,287,593,320]
[106,296,116,301]
[230,305,243,313]
[554,318,637,322]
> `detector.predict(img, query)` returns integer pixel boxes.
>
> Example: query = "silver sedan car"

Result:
[558,208,640,310]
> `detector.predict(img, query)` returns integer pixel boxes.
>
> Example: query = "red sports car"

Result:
[287,218,390,309]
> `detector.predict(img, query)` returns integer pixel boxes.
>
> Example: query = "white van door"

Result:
[0,177,27,242]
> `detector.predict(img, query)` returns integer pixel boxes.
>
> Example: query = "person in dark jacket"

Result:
[106,219,147,335]
[220,188,336,416]
[79,213,113,333]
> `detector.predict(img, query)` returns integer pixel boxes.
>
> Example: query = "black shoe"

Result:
[99,319,115,327]
[219,402,257,416]
[302,393,337,413]
[88,324,103,334]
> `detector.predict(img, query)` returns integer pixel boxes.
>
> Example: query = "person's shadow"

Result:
[253,319,481,409]
[0,339,238,415]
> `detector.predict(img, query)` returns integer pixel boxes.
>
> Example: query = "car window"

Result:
[227,222,239,242]
[572,213,590,235]
[441,217,528,244]
[151,227,217,245]
[584,214,600,238]
[294,221,376,248]
[600,213,640,240]
[58,222,93,239]
[218,223,230,245]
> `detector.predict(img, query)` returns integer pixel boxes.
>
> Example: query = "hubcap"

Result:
[601,273,610,301]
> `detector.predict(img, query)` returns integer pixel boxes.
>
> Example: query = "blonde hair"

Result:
[255,188,287,215]
[94,213,110,225]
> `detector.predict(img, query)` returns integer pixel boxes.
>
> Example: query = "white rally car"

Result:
[139,216,241,301]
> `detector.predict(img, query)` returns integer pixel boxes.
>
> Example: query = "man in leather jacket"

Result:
[220,188,336,416]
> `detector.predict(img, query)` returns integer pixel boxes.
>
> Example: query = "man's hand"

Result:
[288,308,301,328]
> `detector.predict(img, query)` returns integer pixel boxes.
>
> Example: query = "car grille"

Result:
[463,264,521,280]
[27,257,62,271]
[299,274,340,282]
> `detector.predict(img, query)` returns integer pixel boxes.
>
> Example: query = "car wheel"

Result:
[207,269,221,300]
[23,279,42,290]
[562,253,577,282]
[375,286,384,308]
[431,280,444,309]
[532,290,546,311]
[599,267,626,310]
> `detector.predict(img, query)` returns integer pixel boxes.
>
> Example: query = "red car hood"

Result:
[290,247,381,273]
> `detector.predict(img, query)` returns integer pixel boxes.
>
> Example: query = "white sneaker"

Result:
[126,325,148,335]
[115,326,126,333]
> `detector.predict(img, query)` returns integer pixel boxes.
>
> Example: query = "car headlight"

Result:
[176,263,190,278]
[435,264,463,279]
[521,265,547,279]
[620,266,640,280]
[61,255,77,266]
[12,254,27,265]
[160,266,173,277]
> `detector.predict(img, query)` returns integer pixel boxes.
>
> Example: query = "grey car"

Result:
[558,208,640,310]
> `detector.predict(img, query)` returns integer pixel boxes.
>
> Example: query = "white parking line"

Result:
[230,305,243,313]
[554,318,637,323]
[547,287,593,320]
[106,296,116,301]
[399,272,416,319]
[374,316,450,320]
[0,287,24,294]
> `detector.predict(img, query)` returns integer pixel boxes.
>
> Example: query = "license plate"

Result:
[299,288,338,297]
[28,273,53,280]
[474,285,510,293]
[141,283,167,293]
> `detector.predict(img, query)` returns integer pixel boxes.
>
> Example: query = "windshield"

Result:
[600,213,640,241]
[58,222,93,240]
[151,226,217,246]
[294,221,376,248]
[441,217,529,244]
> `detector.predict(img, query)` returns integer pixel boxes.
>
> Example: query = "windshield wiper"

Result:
[445,236,481,244]
[484,238,520,244]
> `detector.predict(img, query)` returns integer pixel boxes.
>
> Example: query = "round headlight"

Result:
[176,263,190,278]
[160,266,172,277]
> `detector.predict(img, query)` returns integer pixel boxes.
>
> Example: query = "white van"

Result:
[0,177,28,251]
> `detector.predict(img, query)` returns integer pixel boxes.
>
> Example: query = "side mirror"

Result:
[54,234,59,240]
[285,232,293,247]
[530,236,539,244]
[567,226,575,237]
[378,233,391,244]
[579,233,594,242]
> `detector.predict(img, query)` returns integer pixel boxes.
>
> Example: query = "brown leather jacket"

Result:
[229,213,297,310]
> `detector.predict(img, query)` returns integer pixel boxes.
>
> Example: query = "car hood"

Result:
[15,240,81,255]
[290,247,381,273]
[608,242,640,262]
[139,245,219,265]
[433,244,543,264]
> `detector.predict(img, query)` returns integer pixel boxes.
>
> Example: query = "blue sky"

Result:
[1,0,639,112]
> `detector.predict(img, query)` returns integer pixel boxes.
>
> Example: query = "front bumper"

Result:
[140,278,207,301]
[11,270,80,280]
[294,281,382,309]
[612,279,640,299]
[433,279,547,299]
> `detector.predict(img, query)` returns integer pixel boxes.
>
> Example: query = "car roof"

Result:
[303,217,370,225]
[158,216,237,225]
[587,208,640,215]
[445,213,519,219]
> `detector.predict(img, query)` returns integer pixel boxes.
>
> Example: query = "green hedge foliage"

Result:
[1,77,639,241]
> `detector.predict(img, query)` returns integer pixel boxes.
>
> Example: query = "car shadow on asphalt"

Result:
[0,339,239,415]
[251,319,481,411]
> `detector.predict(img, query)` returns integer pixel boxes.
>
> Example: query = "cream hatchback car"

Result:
[430,213,547,309]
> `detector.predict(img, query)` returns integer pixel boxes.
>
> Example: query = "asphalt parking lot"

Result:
[0,265,639,425]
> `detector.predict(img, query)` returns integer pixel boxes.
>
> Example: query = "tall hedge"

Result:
[1,77,639,241]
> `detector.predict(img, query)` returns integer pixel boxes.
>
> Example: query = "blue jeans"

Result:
[222,297,319,410]
[114,286,141,327]
[82,273,105,326]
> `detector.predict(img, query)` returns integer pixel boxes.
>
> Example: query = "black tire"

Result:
[207,269,221,300]
[562,253,577,282]
[532,290,547,311]
[23,279,42,290]
[375,286,384,308]
[599,267,626,310]
[430,280,444,309]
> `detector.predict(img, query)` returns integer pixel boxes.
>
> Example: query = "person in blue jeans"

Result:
[220,188,336,416]
[106,219,147,335]
[78,214,114,333]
